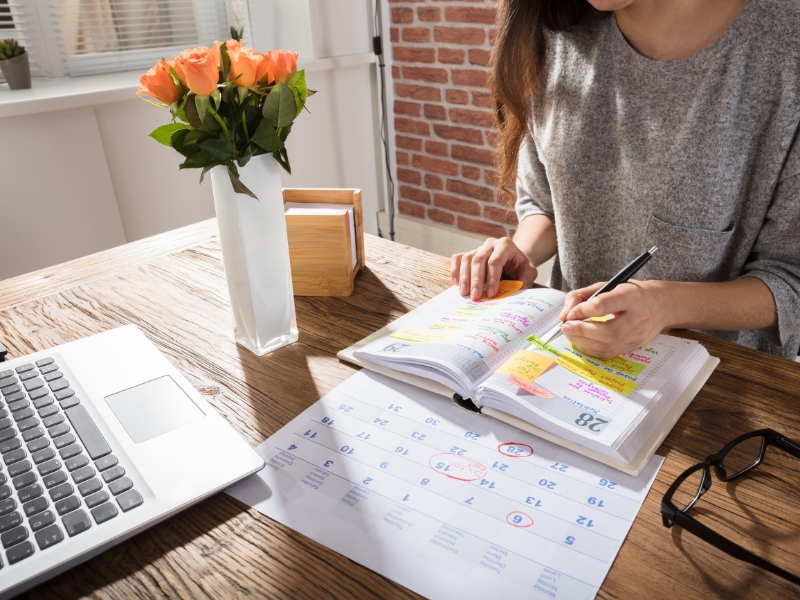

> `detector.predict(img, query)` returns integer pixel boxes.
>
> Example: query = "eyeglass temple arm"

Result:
[776,434,800,459]
[673,512,800,586]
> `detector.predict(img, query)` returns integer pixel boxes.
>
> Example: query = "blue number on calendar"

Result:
[550,462,568,472]
[588,497,605,507]
[411,432,426,440]
[525,496,542,507]
[303,430,317,439]
[492,461,508,472]
[321,417,335,426]
[388,404,402,412]
[288,444,297,451]
[425,418,440,427]
[576,516,595,528]
[374,418,388,426]
[403,494,410,501]
[450,446,467,455]
[338,404,353,413]
[420,478,430,485]
[565,536,575,545]
[363,477,373,485]
[538,479,556,489]
[395,447,409,456]
[465,497,474,504]
[479,479,496,489]
[324,460,333,467]
[357,432,371,440]
[435,462,451,473]
[464,431,480,440]
[340,445,355,455]
[380,462,389,468]
[599,478,617,489]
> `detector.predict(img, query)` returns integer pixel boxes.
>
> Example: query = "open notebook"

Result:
[338,282,718,476]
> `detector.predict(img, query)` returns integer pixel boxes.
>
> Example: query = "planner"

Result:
[339,283,718,475]
[226,371,663,600]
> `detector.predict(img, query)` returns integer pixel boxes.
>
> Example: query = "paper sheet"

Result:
[226,371,663,600]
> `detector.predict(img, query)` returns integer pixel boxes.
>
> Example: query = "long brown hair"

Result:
[491,0,601,196]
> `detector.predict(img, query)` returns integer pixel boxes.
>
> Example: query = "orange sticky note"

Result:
[495,350,556,383]
[482,280,524,300]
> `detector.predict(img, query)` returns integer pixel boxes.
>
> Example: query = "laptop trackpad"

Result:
[105,376,205,443]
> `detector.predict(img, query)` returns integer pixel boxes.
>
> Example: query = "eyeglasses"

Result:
[661,428,800,585]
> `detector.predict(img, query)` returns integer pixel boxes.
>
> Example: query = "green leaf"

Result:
[273,148,291,175]
[220,41,230,84]
[184,95,220,133]
[227,165,258,199]
[198,139,234,161]
[184,129,211,146]
[170,128,193,157]
[251,120,284,152]
[199,162,221,183]
[148,123,191,146]
[195,94,209,124]
[179,151,212,169]
[262,82,296,129]
[279,123,292,142]
[287,70,308,117]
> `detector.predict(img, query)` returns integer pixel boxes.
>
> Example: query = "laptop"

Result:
[0,325,265,598]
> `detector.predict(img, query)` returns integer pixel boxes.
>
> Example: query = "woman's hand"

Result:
[451,237,538,300]
[559,280,669,358]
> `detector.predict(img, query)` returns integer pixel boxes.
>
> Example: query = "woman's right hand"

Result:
[451,237,538,301]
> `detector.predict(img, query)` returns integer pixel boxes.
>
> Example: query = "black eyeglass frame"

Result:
[660,428,800,586]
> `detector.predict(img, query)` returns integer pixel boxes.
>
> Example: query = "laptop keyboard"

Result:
[0,358,143,567]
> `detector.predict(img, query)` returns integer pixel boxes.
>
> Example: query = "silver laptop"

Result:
[0,325,265,598]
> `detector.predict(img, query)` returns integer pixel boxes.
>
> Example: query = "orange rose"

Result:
[137,60,179,105]
[226,39,270,87]
[170,43,221,97]
[267,49,299,84]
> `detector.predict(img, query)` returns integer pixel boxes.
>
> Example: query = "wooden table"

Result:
[1,219,798,599]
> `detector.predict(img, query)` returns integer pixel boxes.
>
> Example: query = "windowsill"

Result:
[0,53,376,119]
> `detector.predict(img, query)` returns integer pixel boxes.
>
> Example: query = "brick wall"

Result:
[389,0,517,239]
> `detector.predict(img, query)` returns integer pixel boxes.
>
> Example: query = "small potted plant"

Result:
[0,39,31,90]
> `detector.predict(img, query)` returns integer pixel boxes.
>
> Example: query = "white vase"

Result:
[210,155,298,356]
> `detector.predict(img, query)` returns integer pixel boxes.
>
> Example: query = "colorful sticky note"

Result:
[507,374,554,398]
[429,323,463,330]
[390,328,457,344]
[569,346,646,377]
[555,352,639,396]
[482,280,524,300]
[526,335,561,356]
[495,350,556,383]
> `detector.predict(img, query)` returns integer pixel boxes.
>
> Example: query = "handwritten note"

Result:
[226,371,663,600]
[390,328,457,344]
[495,350,555,383]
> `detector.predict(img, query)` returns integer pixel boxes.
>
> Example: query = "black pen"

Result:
[542,246,659,345]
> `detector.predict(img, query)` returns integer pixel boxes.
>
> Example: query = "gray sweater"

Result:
[516,0,800,360]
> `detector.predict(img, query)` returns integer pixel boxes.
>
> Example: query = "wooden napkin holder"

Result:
[283,188,365,296]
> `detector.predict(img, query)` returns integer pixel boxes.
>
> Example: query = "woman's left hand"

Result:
[559,280,669,358]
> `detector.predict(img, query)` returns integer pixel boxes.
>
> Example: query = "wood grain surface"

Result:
[0,219,798,599]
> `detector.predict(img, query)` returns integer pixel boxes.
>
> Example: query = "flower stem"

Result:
[241,112,250,143]
[208,104,233,151]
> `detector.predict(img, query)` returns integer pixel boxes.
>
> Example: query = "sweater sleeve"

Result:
[742,130,800,349]
[515,134,555,222]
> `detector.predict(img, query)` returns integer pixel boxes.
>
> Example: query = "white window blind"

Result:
[1,0,248,82]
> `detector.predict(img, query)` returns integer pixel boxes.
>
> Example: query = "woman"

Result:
[451,0,800,360]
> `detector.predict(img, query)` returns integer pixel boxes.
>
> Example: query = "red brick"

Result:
[446,89,469,105]
[452,144,494,166]
[412,154,459,176]
[425,140,449,156]
[447,179,494,202]
[468,48,492,67]
[450,107,495,128]
[390,27,399,43]
[452,69,489,88]
[458,216,506,237]
[434,27,485,45]
[396,135,422,151]
[462,165,481,180]
[445,6,497,24]
[402,27,430,43]
[433,123,483,145]
[435,193,481,216]
[438,48,465,64]
[395,117,430,136]
[424,104,447,120]
[484,170,498,186]
[391,7,413,24]
[417,6,441,22]
[395,83,441,101]
[425,174,444,189]
[393,46,435,63]
[394,100,421,116]
[472,91,492,108]
[396,151,409,166]
[400,185,431,204]
[397,168,421,185]
[484,205,518,225]
[399,200,425,219]
[402,66,448,83]
[392,66,401,79]
[428,207,455,225]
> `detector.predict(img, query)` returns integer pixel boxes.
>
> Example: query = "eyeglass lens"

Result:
[672,468,707,512]
[722,435,765,479]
